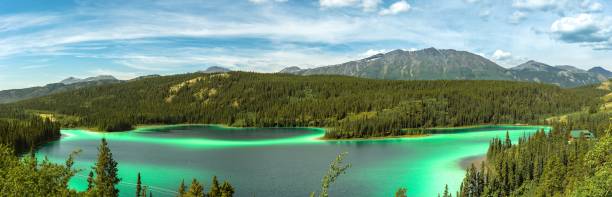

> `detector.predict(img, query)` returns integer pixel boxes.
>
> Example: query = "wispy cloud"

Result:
[0,0,611,90]
[0,14,60,33]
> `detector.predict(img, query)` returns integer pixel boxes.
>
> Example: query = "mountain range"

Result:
[588,66,612,78]
[1,50,610,103]
[199,66,232,73]
[280,48,610,87]
[59,75,118,85]
[0,75,120,103]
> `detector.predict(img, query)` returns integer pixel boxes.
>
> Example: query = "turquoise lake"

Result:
[36,125,549,197]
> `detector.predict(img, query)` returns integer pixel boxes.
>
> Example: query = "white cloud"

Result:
[108,46,358,73]
[490,49,528,67]
[0,8,467,59]
[550,13,611,47]
[581,0,603,12]
[319,0,360,8]
[319,0,381,11]
[512,0,562,11]
[379,1,411,16]
[509,11,527,24]
[116,55,198,71]
[362,49,387,57]
[362,0,382,12]
[491,49,512,61]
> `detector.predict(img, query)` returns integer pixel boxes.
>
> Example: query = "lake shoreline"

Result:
[60,123,549,141]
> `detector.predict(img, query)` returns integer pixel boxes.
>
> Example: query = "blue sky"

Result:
[0,0,611,90]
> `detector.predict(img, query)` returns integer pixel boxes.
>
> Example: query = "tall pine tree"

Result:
[92,138,121,197]
[136,172,142,197]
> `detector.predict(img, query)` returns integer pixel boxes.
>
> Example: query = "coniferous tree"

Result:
[209,176,220,197]
[187,179,205,197]
[87,170,94,191]
[136,172,142,197]
[395,187,407,197]
[92,138,121,197]
[220,181,234,197]
[442,184,451,197]
[177,179,186,197]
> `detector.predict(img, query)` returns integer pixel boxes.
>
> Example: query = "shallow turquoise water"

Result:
[37,125,549,197]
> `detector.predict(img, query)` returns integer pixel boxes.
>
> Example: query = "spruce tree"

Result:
[220,181,234,197]
[209,176,220,197]
[93,138,121,197]
[136,172,142,197]
[395,188,407,197]
[177,179,186,197]
[187,179,205,197]
[87,170,94,191]
[442,184,451,197]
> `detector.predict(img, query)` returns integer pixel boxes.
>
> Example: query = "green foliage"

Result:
[187,179,205,197]
[453,123,612,197]
[0,111,60,153]
[90,138,121,197]
[220,181,235,197]
[442,184,451,197]
[137,172,142,197]
[0,144,78,196]
[179,177,234,197]
[177,179,186,197]
[311,152,351,197]
[209,176,220,197]
[87,170,94,191]
[4,72,606,139]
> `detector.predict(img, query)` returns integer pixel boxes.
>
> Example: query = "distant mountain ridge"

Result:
[509,61,602,87]
[59,75,118,85]
[280,48,610,87]
[588,67,612,78]
[0,76,121,103]
[199,66,231,73]
[282,48,513,80]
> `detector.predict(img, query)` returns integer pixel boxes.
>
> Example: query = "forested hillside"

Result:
[0,109,60,153]
[4,72,607,139]
[450,122,611,197]
[0,78,120,104]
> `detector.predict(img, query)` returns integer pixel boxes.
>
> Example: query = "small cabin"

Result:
[569,130,595,141]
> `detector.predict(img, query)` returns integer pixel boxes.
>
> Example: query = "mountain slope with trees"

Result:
[0,77,121,104]
[4,72,607,139]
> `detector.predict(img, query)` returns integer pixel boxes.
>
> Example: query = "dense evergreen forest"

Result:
[3,72,608,139]
[444,98,611,197]
[0,108,60,153]
[0,72,609,196]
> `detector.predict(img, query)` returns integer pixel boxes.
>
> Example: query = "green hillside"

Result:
[3,72,607,139]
